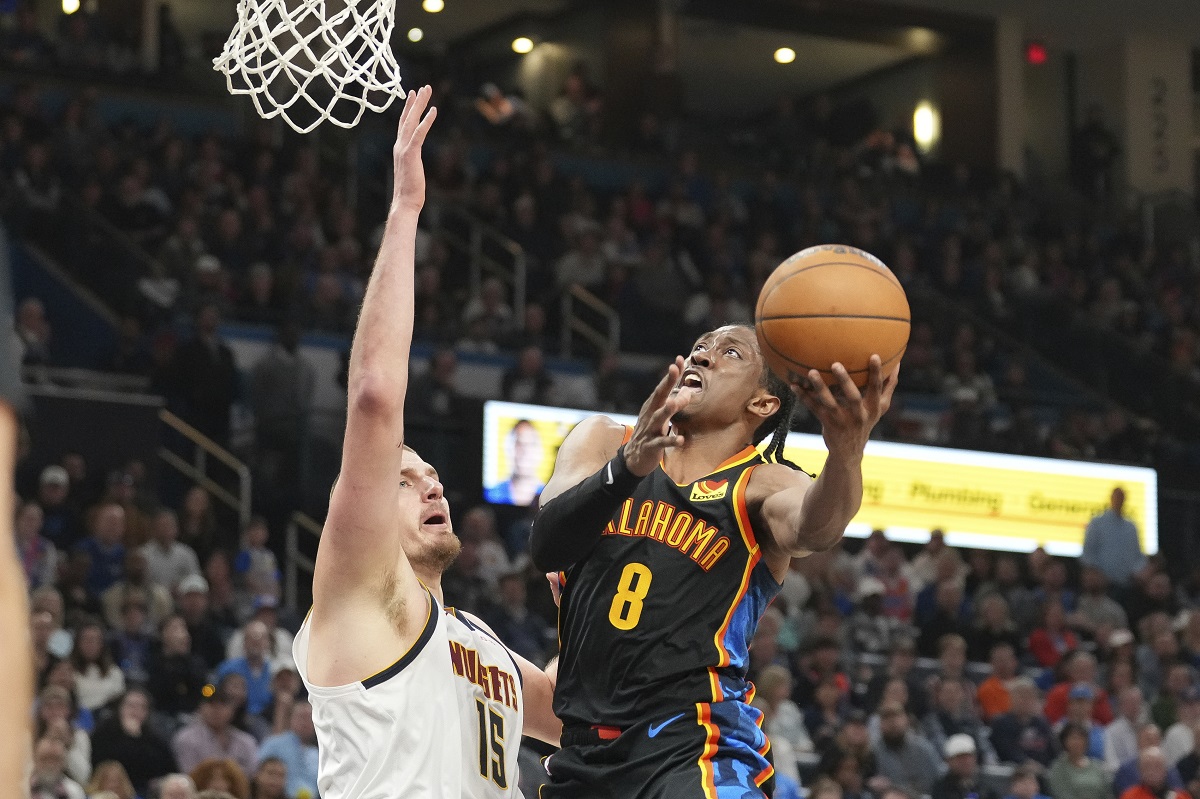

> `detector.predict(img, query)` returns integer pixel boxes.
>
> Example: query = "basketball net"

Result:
[214,0,405,134]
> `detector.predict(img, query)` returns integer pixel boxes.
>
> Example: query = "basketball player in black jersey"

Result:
[530,324,897,798]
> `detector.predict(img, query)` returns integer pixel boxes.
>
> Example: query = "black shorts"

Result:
[540,702,774,799]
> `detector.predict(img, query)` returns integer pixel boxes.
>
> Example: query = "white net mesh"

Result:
[214,0,404,134]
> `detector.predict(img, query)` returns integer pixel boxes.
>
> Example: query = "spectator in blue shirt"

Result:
[257,702,319,799]
[1081,487,1148,592]
[74,502,126,598]
[215,619,274,716]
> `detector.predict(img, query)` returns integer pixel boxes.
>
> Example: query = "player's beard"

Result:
[408,534,462,576]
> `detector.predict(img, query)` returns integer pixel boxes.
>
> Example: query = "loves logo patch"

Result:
[690,479,729,502]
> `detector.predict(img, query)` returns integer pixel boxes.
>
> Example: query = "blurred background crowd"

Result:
[4,0,1200,798]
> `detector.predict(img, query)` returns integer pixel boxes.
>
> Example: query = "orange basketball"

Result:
[755,244,910,388]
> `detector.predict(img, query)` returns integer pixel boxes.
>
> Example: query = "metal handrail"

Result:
[157,409,252,528]
[285,511,323,612]
[431,202,529,323]
[22,365,151,394]
[559,284,620,357]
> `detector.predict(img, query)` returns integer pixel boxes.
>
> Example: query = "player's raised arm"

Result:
[0,272,31,799]
[313,88,436,617]
[758,356,898,557]
[530,357,689,572]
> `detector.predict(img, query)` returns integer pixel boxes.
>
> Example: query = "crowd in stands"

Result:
[16,422,1200,799]
[3,9,1200,799]
[2,64,1193,478]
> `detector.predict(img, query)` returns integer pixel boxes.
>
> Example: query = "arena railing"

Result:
[284,510,322,612]
[157,409,252,530]
[559,283,621,357]
[427,198,528,323]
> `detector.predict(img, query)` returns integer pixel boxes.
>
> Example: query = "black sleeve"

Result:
[529,445,644,572]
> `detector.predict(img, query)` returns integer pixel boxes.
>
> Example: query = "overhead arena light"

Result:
[774,47,796,64]
[422,0,444,12]
[512,37,534,54]
[408,27,424,43]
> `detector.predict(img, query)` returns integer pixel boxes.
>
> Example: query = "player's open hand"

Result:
[391,86,437,214]
[791,355,898,457]
[624,356,691,476]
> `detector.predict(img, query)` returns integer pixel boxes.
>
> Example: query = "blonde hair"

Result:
[756,664,793,702]
[87,761,136,799]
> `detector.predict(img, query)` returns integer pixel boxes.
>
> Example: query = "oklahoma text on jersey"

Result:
[601,496,732,572]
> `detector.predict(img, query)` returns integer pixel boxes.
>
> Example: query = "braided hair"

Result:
[753,368,804,471]
[734,324,807,473]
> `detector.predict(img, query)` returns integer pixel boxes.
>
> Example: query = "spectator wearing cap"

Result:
[215,620,275,716]
[864,638,930,718]
[177,575,227,670]
[172,688,258,776]
[225,594,295,670]
[102,549,174,629]
[1081,488,1148,593]
[1163,687,1200,766]
[1047,722,1112,799]
[1046,652,1114,725]
[1114,725,1184,797]
[931,734,1000,799]
[1121,747,1193,799]
[1054,683,1108,760]
[149,615,209,717]
[977,643,1020,721]
[142,509,202,591]
[74,502,126,598]
[872,701,944,796]
[90,688,177,795]
[256,701,319,799]
[1108,686,1150,771]
[37,464,83,549]
[922,677,998,765]
[848,577,913,656]
[1004,766,1052,799]
[990,677,1056,766]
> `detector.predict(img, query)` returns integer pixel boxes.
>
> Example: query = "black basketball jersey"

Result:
[554,437,783,729]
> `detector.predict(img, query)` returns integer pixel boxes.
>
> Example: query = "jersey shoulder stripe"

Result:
[361,590,437,689]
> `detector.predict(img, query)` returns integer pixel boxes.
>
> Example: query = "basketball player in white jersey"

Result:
[293,87,560,799]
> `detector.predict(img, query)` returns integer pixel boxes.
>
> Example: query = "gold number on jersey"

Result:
[474,698,507,788]
[608,562,653,631]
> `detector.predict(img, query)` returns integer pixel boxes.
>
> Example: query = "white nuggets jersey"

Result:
[293,590,525,799]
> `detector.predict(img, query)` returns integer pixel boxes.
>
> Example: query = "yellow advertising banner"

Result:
[483,401,1158,555]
